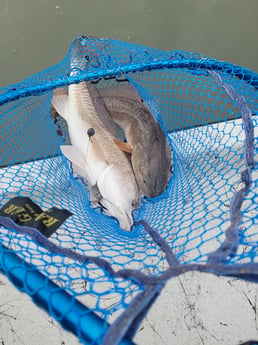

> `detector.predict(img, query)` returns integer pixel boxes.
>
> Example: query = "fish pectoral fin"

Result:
[113,138,133,153]
[90,136,106,162]
[60,145,85,168]
[52,88,69,120]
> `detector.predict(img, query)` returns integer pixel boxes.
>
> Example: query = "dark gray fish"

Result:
[94,92,172,198]
[96,83,142,102]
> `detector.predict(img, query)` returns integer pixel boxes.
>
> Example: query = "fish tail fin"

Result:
[52,88,69,120]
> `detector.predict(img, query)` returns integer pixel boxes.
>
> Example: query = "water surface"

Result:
[0,0,257,87]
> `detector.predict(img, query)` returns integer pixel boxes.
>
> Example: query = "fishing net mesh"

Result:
[0,36,257,344]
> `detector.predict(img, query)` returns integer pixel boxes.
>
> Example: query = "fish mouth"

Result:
[99,199,133,231]
[111,204,133,231]
[118,209,133,231]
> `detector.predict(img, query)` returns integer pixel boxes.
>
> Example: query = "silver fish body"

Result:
[96,94,172,198]
[52,82,140,231]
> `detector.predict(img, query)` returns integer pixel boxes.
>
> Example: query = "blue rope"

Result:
[207,71,255,264]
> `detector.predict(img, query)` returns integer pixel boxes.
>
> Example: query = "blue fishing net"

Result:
[0,36,257,345]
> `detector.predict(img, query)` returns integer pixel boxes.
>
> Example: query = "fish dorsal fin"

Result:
[60,145,85,169]
[113,138,133,153]
[52,88,69,120]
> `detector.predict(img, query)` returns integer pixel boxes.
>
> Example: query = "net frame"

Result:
[0,36,257,345]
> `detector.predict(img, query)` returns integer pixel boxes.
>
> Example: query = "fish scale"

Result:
[68,82,136,180]
[97,96,172,197]
[52,80,140,230]
[99,97,165,147]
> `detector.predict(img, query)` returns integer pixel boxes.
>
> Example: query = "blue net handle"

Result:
[0,58,257,106]
[0,243,135,345]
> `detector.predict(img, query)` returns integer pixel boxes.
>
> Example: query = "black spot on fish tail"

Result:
[87,128,95,137]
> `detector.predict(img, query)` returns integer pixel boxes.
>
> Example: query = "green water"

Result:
[0,0,257,87]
